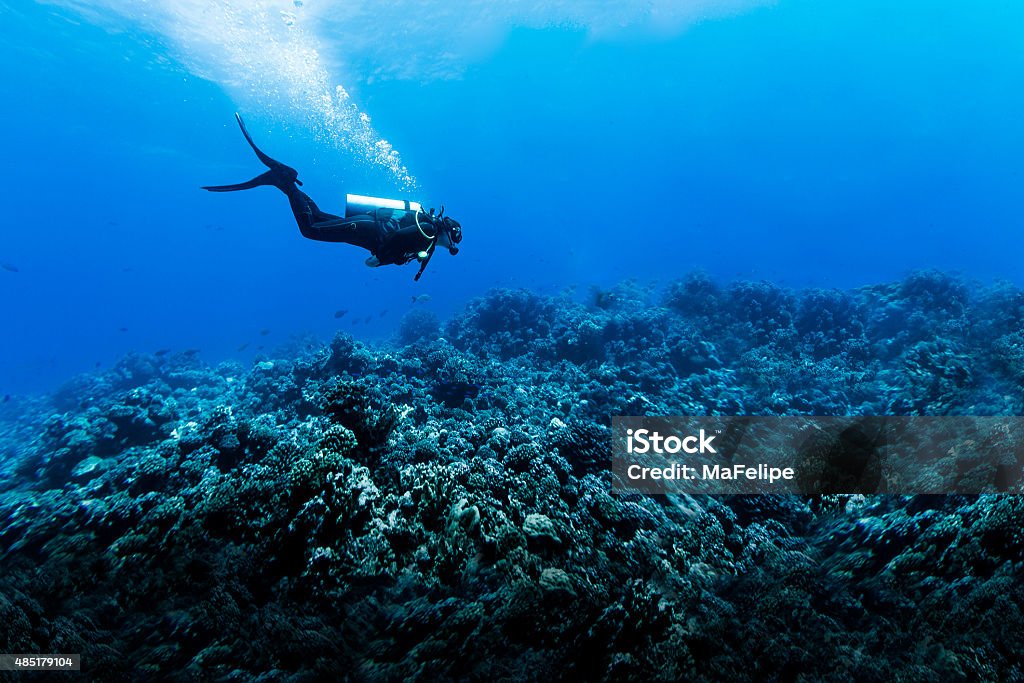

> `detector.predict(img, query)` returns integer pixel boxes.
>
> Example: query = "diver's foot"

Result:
[203,113,304,193]
[234,113,303,187]
[264,162,301,190]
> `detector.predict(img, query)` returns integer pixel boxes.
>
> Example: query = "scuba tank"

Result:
[345,194,422,218]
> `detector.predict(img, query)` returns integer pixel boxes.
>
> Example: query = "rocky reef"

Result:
[0,270,1022,681]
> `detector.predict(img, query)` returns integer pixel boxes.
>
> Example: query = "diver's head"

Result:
[440,217,462,254]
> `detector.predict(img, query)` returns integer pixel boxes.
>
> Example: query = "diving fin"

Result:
[234,113,301,184]
[201,113,302,192]
[202,170,280,192]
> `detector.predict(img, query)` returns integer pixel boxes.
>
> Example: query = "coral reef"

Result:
[0,271,1022,681]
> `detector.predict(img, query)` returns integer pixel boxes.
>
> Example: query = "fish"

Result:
[411,294,432,304]
[334,309,348,319]
[94,361,102,368]
[364,315,372,324]
[154,348,170,357]
[3,394,10,403]
[260,328,271,336]
[237,342,250,352]
[1,263,19,273]
[182,349,201,357]
[118,327,129,332]
[379,309,388,318]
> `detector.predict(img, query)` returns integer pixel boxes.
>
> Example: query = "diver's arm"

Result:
[414,245,436,281]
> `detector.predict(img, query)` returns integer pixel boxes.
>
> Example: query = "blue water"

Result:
[2,0,1022,394]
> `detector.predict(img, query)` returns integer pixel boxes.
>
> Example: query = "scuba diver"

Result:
[203,114,462,281]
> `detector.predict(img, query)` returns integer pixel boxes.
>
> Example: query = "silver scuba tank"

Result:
[345,194,423,219]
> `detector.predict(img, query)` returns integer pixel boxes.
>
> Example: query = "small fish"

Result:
[334,309,348,319]
[364,315,372,324]
[95,361,102,368]
[237,342,250,352]
[183,348,201,357]
[260,328,271,336]
[351,319,359,325]
[118,327,129,333]
[257,345,264,350]
[154,348,170,357]
[1,263,19,273]
[411,294,432,304]
[379,309,388,318]
[3,394,10,403]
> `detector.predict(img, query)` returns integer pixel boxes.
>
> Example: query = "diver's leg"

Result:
[281,185,380,250]
[202,113,376,248]
[282,185,338,234]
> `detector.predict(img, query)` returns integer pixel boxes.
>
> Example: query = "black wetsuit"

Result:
[284,187,437,265]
